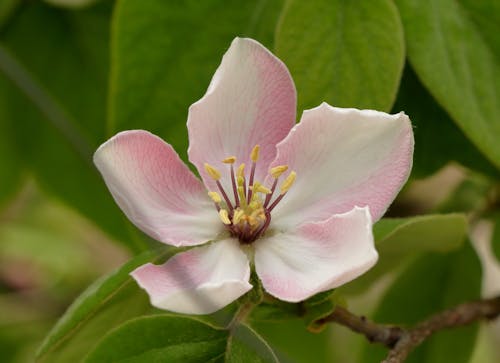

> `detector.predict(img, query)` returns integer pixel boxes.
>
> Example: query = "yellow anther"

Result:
[208,191,222,204]
[233,209,245,224]
[204,163,221,180]
[250,145,260,162]
[280,171,297,194]
[219,209,231,225]
[270,165,289,178]
[237,163,246,178]
[222,156,236,164]
[250,182,271,194]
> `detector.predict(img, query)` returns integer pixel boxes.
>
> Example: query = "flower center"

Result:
[204,145,296,244]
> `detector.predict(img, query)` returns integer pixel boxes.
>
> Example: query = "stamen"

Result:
[237,186,247,208]
[216,180,233,213]
[250,145,260,162]
[233,209,245,224]
[250,182,271,195]
[208,191,222,204]
[268,171,297,212]
[247,145,259,203]
[204,163,221,180]
[270,165,288,178]
[264,178,278,207]
[280,171,296,194]
[219,209,231,225]
[229,163,239,207]
[222,156,236,164]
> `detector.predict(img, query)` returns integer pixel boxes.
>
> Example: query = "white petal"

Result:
[187,37,296,194]
[131,239,252,315]
[94,130,221,247]
[268,103,414,228]
[255,207,377,302]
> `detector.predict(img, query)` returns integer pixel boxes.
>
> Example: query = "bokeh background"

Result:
[0,0,499,362]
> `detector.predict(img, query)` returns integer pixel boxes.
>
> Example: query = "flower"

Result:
[94,38,414,315]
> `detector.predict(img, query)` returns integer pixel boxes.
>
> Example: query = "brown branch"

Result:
[316,295,500,363]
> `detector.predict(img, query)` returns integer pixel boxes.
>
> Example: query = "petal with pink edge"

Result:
[188,37,296,193]
[268,103,413,228]
[131,239,252,315]
[255,206,377,302]
[94,130,221,247]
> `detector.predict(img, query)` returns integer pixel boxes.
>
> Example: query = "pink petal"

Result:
[255,207,377,302]
[131,239,252,314]
[94,130,221,247]
[187,37,296,193]
[268,103,413,228]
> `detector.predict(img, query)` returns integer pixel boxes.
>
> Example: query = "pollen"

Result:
[250,145,260,162]
[270,165,288,178]
[204,163,221,180]
[280,171,296,194]
[219,209,231,225]
[222,156,236,164]
[208,191,222,204]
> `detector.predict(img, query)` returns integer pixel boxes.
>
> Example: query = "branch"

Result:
[316,295,500,363]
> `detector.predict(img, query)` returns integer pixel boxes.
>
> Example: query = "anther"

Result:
[222,156,236,164]
[208,191,222,204]
[250,182,271,195]
[270,165,289,178]
[219,209,231,225]
[250,145,260,162]
[280,171,296,194]
[233,209,245,224]
[204,163,221,180]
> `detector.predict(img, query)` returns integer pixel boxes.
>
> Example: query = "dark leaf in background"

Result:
[110,0,284,162]
[395,65,499,179]
[0,1,146,251]
[396,0,500,170]
[361,242,482,363]
[36,248,173,363]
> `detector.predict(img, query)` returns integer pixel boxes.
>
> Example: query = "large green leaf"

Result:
[275,0,404,113]
[110,0,284,161]
[396,0,500,169]
[361,242,482,363]
[85,315,278,362]
[342,214,467,294]
[35,248,173,363]
[0,1,144,250]
[394,65,499,178]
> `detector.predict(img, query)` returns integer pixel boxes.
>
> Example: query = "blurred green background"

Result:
[0,0,499,362]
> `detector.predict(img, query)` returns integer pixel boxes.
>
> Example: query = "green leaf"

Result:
[396,0,500,169]
[253,319,333,363]
[275,0,404,112]
[84,315,277,362]
[0,1,145,250]
[361,241,482,363]
[394,65,499,178]
[36,248,174,363]
[110,0,284,161]
[343,214,467,294]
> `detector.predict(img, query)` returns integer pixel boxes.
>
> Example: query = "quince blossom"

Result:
[94,38,414,315]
